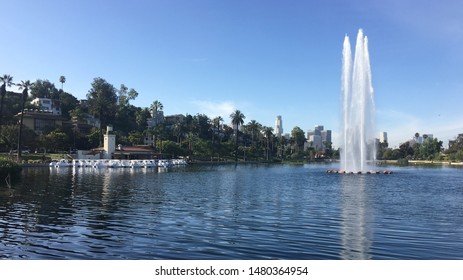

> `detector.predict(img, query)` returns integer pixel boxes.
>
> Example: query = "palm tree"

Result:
[185,132,195,158]
[16,80,34,163]
[211,116,223,142]
[211,116,223,161]
[0,74,14,127]
[247,120,261,148]
[149,100,163,118]
[262,126,274,161]
[230,109,245,162]
[149,100,164,149]
[59,75,66,91]
[173,122,185,144]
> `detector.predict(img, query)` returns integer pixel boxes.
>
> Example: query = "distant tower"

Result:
[379,132,388,143]
[275,116,283,138]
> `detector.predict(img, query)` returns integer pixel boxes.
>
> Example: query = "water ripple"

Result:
[1,164,463,259]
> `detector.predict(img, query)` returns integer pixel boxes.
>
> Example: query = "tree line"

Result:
[377,132,463,162]
[0,75,337,162]
[2,74,462,163]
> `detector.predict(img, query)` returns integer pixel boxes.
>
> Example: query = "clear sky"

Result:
[2,0,463,148]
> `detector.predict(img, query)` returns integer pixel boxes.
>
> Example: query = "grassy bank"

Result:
[0,153,73,164]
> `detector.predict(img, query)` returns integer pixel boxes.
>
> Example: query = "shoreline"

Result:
[378,160,463,166]
[17,158,463,168]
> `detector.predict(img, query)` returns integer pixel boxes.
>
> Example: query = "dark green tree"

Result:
[114,84,139,135]
[59,90,78,119]
[194,114,211,140]
[43,129,70,152]
[211,116,223,160]
[399,141,414,159]
[86,77,117,145]
[230,109,245,162]
[247,120,262,149]
[0,74,14,127]
[16,80,34,162]
[30,79,59,99]
[148,100,164,149]
[135,107,151,131]
[291,126,306,153]
[0,124,18,150]
[59,75,66,91]
[262,126,274,161]
[86,127,101,148]
[127,130,144,145]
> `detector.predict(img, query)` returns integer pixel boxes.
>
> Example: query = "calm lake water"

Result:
[1,163,462,259]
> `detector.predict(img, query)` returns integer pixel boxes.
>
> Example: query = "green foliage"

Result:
[397,158,409,166]
[6,73,462,164]
[162,140,188,158]
[290,151,305,160]
[0,158,22,176]
[30,79,59,99]
[127,131,144,145]
[0,124,18,149]
[449,150,463,162]
[230,110,246,161]
[291,126,305,152]
[446,134,463,162]
[59,90,78,119]
[192,139,212,158]
[41,130,70,152]
[230,110,245,128]
[86,77,118,134]
[86,127,101,148]
[117,84,138,108]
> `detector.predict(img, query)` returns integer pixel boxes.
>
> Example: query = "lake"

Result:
[1,163,462,259]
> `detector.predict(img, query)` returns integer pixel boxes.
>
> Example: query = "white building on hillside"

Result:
[31,98,62,115]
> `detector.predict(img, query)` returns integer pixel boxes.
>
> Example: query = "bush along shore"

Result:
[0,158,22,183]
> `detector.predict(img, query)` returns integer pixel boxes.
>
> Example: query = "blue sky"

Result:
[3,0,463,148]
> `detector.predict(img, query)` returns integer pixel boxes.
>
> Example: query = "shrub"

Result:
[0,158,22,176]
[397,158,409,166]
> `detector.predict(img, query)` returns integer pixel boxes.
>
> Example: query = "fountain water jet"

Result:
[340,29,376,173]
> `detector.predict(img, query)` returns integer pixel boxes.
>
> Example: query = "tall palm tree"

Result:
[149,100,163,118]
[0,74,14,127]
[16,80,34,163]
[247,120,261,148]
[211,116,223,161]
[262,126,274,161]
[211,116,223,143]
[149,100,163,149]
[230,110,245,162]
[59,75,66,91]
[173,122,185,144]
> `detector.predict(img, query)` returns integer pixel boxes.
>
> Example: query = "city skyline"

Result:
[2,0,463,148]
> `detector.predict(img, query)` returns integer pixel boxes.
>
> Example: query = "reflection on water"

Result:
[340,175,372,259]
[1,164,463,259]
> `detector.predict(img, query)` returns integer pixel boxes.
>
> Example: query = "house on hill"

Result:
[17,109,67,133]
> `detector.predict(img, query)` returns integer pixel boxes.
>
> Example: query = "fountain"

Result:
[340,29,376,173]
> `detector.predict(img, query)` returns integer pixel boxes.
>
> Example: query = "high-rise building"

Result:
[275,115,283,138]
[321,130,332,148]
[379,132,388,143]
[305,125,332,151]
[314,125,324,135]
